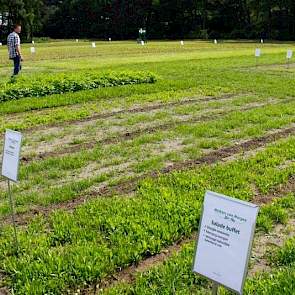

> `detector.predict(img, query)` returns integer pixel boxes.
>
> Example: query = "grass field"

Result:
[0,40,294,294]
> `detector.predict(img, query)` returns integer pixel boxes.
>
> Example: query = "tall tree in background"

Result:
[2,0,295,41]
[0,0,44,41]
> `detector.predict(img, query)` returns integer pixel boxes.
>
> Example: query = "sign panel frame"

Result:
[193,191,259,295]
[1,130,22,183]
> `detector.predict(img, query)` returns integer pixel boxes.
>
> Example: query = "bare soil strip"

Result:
[252,175,295,205]
[22,99,273,163]
[81,176,295,294]
[22,94,236,133]
[3,125,294,227]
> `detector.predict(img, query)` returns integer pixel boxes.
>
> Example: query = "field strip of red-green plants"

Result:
[0,40,295,294]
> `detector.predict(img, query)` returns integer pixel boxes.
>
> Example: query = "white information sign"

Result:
[214,39,218,44]
[287,50,293,59]
[141,40,145,46]
[0,42,2,46]
[255,48,261,57]
[92,42,96,48]
[260,39,263,44]
[30,47,36,54]
[1,130,22,182]
[193,191,259,294]
[180,40,184,46]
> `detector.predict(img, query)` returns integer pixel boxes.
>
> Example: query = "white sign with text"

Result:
[255,48,261,57]
[287,50,293,59]
[1,130,22,182]
[193,191,259,294]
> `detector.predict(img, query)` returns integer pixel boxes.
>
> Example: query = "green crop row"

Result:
[103,209,295,295]
[0,136,294,294]
[0,71,157,103]
[0,97,294,218]
[269,236,295,267]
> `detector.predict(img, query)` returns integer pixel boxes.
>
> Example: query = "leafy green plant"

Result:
[0,71,157,102]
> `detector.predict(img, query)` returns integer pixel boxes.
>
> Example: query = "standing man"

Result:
[7,24,23,78]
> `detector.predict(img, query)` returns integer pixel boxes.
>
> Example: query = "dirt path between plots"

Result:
[21,94,237,133]
[3,125,295,227]
[252,175,295,205]
[21,98,282,163]
[81,176,295,294]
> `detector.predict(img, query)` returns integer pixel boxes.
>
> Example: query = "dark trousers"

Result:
[12,55,22,76]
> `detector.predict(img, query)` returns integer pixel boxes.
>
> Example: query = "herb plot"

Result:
[0,71,156,102]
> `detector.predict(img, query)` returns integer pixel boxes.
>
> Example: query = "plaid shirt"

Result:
[7,32,20,59]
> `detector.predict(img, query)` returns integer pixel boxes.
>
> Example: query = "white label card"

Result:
[30,47,36,53]
[193,191,259,294]
[255,48,261,57]
[92,42,96,48]
[287,50,293,59]
[1,130,22,182]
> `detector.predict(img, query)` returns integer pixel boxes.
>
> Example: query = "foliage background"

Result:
[1,1,295,42]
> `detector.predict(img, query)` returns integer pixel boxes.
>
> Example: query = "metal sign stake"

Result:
[7,179,19,253]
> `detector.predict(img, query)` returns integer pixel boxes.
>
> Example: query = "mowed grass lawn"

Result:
[0,40,294,294]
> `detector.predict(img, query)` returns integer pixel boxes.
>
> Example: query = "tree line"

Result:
[1,0,295,42]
